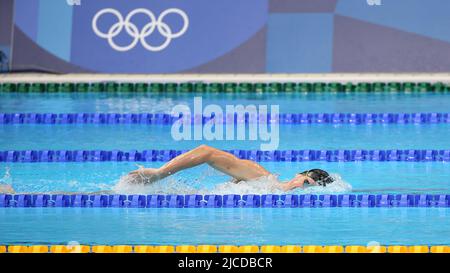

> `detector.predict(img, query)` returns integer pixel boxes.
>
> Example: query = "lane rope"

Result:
[1,82,449,93]
[0,149,449,162]
[1,194,449,208]
[1,112,450,125]
[1,244,448,253]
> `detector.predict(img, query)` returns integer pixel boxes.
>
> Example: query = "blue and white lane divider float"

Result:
[1,113,450,124]
[1,149,449,162]
[1,194,449,208]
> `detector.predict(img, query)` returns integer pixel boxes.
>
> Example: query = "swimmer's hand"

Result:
[276,181,299,192]
[276,178,312,192]
[0,184,15,194]
[127,168,161,184]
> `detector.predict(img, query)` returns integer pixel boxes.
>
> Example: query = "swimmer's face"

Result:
[290,174,317,188]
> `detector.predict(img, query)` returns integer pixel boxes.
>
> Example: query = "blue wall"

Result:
[2,0,450,73]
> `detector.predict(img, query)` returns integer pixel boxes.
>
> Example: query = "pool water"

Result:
[1,208,449,246]
[1,92,450,113]
[1,162,450,194]
[1,124,449,151]
[1,89,449,246]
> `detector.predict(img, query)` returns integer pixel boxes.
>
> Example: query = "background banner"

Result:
[1,0,450,73]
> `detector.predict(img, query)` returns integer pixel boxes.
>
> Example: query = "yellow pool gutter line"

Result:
[1,73,450,84]
[1,244,449,253]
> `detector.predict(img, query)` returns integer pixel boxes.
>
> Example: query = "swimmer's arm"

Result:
[274,181,305,192]
[129,145,270,182]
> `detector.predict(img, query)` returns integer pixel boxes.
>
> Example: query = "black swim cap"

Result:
[300,169,334,187]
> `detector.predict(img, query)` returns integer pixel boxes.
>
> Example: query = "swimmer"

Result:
[128,145,334,191]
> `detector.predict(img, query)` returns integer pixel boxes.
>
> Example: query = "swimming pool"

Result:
[1,91,450,113]
[1,81,450,251]
[1,207,449,246]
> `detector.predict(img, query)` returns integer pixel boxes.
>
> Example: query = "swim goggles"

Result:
[299,171,330,187]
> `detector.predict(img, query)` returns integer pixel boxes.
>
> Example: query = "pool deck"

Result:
[1,73,450,84]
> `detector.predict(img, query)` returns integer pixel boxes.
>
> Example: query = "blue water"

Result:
[1,92,450,113]
[1,208,449,245]
[2,161,450,194]
[1,124,449,150]
[1,90,450,246]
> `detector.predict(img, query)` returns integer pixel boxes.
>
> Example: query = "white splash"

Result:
[0,167,14,194]
[199,175,284,195]
[112,175,199,195]
[112,173,352,195]
[0,167,11,183]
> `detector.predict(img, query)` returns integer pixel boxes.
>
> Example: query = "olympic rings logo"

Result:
[92,8,189,52]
